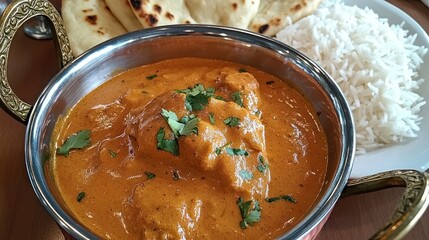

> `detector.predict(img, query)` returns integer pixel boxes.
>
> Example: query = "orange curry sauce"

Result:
[51,58,328,239]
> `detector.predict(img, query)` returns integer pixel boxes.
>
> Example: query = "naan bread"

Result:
[128,0,196,28]
[105,0,143,32]
[185,0,260,29]
[62,0,127,56]
[249,0,322,36]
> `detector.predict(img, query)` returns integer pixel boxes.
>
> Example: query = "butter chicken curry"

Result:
[51,58,328,239]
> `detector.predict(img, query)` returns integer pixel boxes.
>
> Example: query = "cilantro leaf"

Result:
[161,109,183,137]
[265,195,296,203]
[156,127,179,156]
[179,116,199,136]
[226,147,249,156]
[239,170,253,180]
[237,198,251,218]
[238,68,247,73]
[188,93,210,111]
[144,171,156,179]
[237,198,261,229]
[257,155,268,173]
[231,92,244,107]
[77,192,86,202]
[214,96,226,101]
[215,142,231,155]
[158,109,200,156]
[224,116,240,127]
[146,74,157,80]
[57,130,91,157]
[180,114,195,123]
[161,108,199,138]
[176,84,215,111]
[108,150,117,158]
[246,208,261,223]
[209,112,215,125]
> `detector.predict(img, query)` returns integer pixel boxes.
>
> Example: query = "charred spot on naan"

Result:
[292,1,305,11]
[145,14,158,26]
[153,4,162,13]
[258,24,269,34]
[85,15,97,25]
[165,12,174,21]
[129,0,196,28]
[129,0,141,10]
[96,28,106,35]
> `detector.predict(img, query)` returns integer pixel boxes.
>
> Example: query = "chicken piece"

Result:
[180,98,269,197]
[216,67,262,113]
[127,178,241,239]
[120,88,156,106]
[126,92,187,162]
[85,101,126,136]
[126,71,270,198]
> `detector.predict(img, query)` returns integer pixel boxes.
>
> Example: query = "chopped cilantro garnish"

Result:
[226,147,249,156]
[239,170,253,180]
[231,92,244,107]
[257,155,268,173]
[108,150,117,158]
[156,127,179,156]
[179,116,199,136]
[161,109,183,137]
[145,171,156,179]
[215,148,222,155]
[161,108,199,137]
[176,84,215,111]
[215,142,231,155]
[77,192,86,202]
[238,68,248,73]
[158,109,199,156]
[57,130,91,157]
[146,74,157,80]
[224,116,240,127]
[180,114,195,123]
[214,96,226,101]
[266,80,275,85]
[265,195,296,203]
[209,112,215,125]
[237,198,261,229]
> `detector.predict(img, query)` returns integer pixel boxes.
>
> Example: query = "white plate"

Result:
[342,0,429,178]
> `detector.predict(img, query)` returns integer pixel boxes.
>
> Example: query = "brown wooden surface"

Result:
[0,0,428,239]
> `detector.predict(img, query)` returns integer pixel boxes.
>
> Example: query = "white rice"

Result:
[276,1,428,154]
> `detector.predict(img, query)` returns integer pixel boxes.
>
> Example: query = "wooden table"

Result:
[0,0,428,239]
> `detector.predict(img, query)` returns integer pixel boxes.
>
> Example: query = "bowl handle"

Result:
[342,170,429,239]
[0,0,73,123]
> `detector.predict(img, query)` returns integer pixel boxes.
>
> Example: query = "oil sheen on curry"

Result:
[51,58,328,239]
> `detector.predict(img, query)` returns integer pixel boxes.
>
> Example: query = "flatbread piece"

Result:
[62,0,127,56]
[128,0,196,28]
[249,0,322,36]
[105,0,143,32]
[185,0,260,29]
